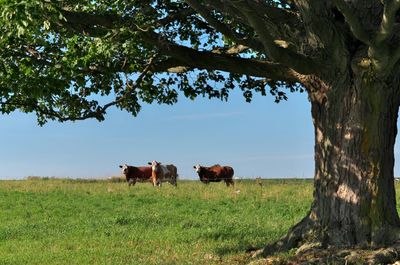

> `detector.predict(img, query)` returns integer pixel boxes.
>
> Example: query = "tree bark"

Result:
[262,72,400,255]
[309,73,400,247]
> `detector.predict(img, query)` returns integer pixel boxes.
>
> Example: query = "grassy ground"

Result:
[0,178,313,264]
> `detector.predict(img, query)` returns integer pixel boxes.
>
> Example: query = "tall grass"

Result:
[0,179,313,264]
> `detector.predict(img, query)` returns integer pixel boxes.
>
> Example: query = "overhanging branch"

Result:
[139,30,300,82]
[99,55,157,114]
[150,55,300,83]
[2,56,157,123]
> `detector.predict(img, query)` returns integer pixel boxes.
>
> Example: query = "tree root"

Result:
[250,244,400,265]
[250,215,400,264]
[257,215,316,257]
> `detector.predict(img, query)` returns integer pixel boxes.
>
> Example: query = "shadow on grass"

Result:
[214,242,264,256]
[198,230,269,256]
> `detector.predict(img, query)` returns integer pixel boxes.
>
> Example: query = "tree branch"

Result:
[157,7,196,27]
[211,44,249,55]
[60,9,300,83]
[59,7,196,36]
[228,1,320,75]
[204,0,300,29]
[375,0,400,44]
[150,54,300,83]
[203,0,303,49]
[2,55,157,123]
[332,0,371,45]
[184,0,264,51]
[291,1,349,73]
[54,9,118,37]
[93,55,158,119]
[61,10,116,28]
[138,30,300,82]
[387,42,400,71]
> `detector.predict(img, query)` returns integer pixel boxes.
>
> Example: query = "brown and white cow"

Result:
[119,164,157,186]
[148,161,178,186]
[193,164,234,186]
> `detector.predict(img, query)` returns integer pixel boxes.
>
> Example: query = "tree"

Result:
[1,0,400,260]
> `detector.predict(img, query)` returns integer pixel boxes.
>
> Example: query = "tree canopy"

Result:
[0,0,319,125]
[2,1,400,124]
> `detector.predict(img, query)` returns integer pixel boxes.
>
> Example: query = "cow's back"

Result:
[132,166,152,181]
[166,164,178,178]
[210,165,234,180]
[209,165,223,176]
[203,165,222,180]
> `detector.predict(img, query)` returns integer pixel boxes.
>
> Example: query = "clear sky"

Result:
[1,89,399,180]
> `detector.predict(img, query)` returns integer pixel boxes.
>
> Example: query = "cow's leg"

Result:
[128,179,136,186]
[227,179,234,187]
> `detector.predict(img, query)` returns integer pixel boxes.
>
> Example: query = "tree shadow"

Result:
[214,243,262,256]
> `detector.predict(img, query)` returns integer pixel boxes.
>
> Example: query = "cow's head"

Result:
[193,164,202,173]
[148,160,162,173]
[119,164,129,175]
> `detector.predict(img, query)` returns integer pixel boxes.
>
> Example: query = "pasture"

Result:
[0,178,320,264]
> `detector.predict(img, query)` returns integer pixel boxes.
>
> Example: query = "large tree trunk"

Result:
[310,72,400,246]
[310,73,400,246]
[262,73,400,255]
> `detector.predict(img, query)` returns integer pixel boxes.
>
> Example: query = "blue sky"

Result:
[1,89,399,180]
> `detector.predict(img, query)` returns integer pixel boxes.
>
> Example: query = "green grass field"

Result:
[0,179,338,264]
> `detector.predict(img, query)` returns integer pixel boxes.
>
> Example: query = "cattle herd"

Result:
[119,161,235,187]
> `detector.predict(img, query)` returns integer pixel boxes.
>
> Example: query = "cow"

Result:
[119,164,157,186]
[148,161,178,186]
[193,164,234,186]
